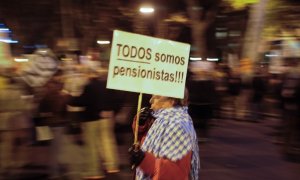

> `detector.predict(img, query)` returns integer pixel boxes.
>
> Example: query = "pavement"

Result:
[199,116,300,180]
[1,115,300,180]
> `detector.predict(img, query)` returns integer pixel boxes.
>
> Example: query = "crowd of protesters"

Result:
[187,58,300,156]
[0,48,122,179]
[1,47,300,179]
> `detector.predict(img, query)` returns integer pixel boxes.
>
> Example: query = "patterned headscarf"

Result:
[136,106,200,180]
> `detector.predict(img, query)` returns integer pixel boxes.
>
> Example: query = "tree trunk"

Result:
[186,0,216,58]
[242,0,268,62]
[60,0,74,38]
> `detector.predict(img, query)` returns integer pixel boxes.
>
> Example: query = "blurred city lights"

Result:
[190,57,202,61]
[139,7,155,13]
[14,58,28,62]
[206,58,219,61]
[265,54,279,57]
[97,40,110,45]
[0,38,18,43]
[0,28,10,32]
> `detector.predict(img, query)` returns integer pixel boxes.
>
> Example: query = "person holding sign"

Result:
[129,89,200,180]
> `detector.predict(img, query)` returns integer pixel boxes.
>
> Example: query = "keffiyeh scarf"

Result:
[136,106,200,180]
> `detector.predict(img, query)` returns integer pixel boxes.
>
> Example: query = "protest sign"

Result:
[107,30,190,98]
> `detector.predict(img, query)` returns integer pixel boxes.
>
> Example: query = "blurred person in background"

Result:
[280,58,300,158]
[187,69,217,142]
[213,64,230,120]
[264,73,283,118]
[63,64,89,143]
[18,48,60,145]
[0,66,33,175]
[250,66,267,122]
[20,48,59,95]
[34,69,78,179]
[264,71,284,144]
[73,68,120,179]
[226,68,242,120]
[129,89,200,180]
[62,64,89,97]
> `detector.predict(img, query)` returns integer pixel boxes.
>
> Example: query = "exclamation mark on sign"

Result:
[175,71,183,83]
[180,72,184,83]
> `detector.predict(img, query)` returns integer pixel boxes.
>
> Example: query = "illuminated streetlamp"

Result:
[190,57,202,61]
[97,40,110,45]
[14,58,29,62]
[139,6,154,14]
[136,3,155,35]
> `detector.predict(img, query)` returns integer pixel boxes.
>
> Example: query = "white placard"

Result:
[107,30,190,98]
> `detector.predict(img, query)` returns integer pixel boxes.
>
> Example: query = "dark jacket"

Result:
[73,77,121,121]
[37,78,68,126]
[187,79,217,120]
[227,76,241,96]
[252,75,267,103]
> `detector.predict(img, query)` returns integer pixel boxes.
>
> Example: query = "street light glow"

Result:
[206,58,219,61]
[139,7,154,13]
[97,40,110,45]
[190,57,202,61]
[265,54,279,57]
[0,28,10,32]
[0,38,18,43]
[14,58,28,62]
